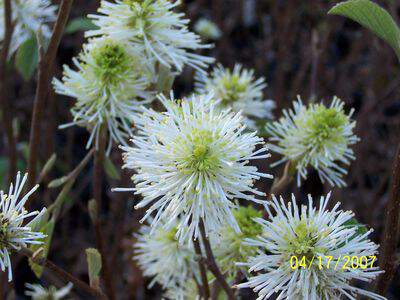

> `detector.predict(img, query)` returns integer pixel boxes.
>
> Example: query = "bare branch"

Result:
[199,220,235,300]
[0,0,17,182]
[27,0,74,192]
[21,247,107,299]
[193,237,211,299]
[92,127,116,299]
[375,143,400,294]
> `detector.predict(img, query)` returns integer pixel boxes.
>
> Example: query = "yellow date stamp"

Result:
[289,255,377,271]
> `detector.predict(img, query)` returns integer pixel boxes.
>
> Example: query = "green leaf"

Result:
[29,220,55,278]
[86,248,102,289]
[88,199,98,223]
[104,157,120,180]
[65,17,98,34]
[48,179,75,219]
[15,36,38,81]
[344,218,368,236]
[48,175,69,188]
[39,153,57,180]
[329,0,400,58]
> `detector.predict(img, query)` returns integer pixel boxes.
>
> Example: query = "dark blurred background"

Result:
[1,0,400,299]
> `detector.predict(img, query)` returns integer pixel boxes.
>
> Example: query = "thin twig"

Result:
[375,143,400,294]
[92,127,116,300]
[270,161,292,196]
[27,0,73,192]
[20,248,107,299]
[0,0,17,182]
[309,29,320,102]
[193,237,210,299]
[199,220,235,300]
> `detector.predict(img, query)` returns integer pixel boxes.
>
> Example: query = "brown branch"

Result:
[193,237,210,299]
[27,0,74,192]
[309,29,320,102]
[269,161,292,196]
[375,143,400,294]
[92,127,116,300]
[0,0,17,182]
[20,248,107,299]
[199,220,235,300]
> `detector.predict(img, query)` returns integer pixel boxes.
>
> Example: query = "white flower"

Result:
[25,282,73,300]
[212,205,263,281]
[193,18,221,40]
[164,277,200,300]
[86,0,214,74]
[237,193,386,300]
[53,37,153,151]
[0,172,46,281]
[0,0,57,55]
[266,96,359,187]
[195,64,275,129]
[118,92,272,243]
[134,222,199,295]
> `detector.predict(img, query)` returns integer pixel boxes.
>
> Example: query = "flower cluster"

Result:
[196,64,275,129]
[134,221,199,298]
[53,37,152,150]
[237,193,385,300]
[0,172,46,281]
[119,92,272,243]
[266,96,359,187]
[0,0,57,55]
[46,1,386,299]
[212,205,263,281]
[54,0,212,151]
[87,0,214,74]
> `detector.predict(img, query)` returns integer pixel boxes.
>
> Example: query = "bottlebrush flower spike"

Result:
[237,193,385,300]
[118,92,272,243]
[266,96,359,187]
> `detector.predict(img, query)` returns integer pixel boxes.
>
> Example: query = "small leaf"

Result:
[48,176,69,188]
[29,220,55,278]
[104,157,120,180]
[88,199,98,223]
[65,17,98,34]
[48,179,75,219]
[329,0,400,58]
[39,153,57,180]
[86,248,102,289]
[344,218,368,236]
[15,36,38,81]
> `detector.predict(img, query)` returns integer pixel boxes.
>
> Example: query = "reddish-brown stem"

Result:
[375,143,400,294]
[199,220,235,300]
[93,128,116,300]
[309,29,320,101]
[269,161,292,196]
[27,0,73,191]
[21,248,107,299]
[193,237,210,299]
[0,0,17,183]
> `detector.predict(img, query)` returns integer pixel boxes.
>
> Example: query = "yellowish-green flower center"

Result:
[186,129,220,173]
[92,42,131,86]
[123,0,154,35]
[304,105,348,148]
[284,219,328,263]
[234,206,263,238]
[217,74,249,105]
[164,227,178,242]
